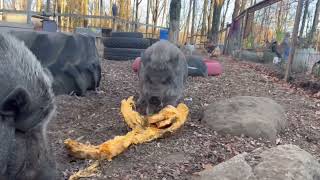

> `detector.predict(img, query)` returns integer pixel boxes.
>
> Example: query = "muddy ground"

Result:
[48,56,320,180]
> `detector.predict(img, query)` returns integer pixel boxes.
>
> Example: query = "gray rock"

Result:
[254,144,320,180]
[191,153,254,180]
[192,145,320,180]
[203,96,286,141]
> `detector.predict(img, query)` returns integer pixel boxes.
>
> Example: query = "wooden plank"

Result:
[0,9,167,29]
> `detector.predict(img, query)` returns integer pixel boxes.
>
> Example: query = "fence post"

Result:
[27,0,32,24]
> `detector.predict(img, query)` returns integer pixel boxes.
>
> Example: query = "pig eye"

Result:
[146,76,153,84]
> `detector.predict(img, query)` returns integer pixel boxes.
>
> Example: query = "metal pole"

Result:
[27,0,32,24]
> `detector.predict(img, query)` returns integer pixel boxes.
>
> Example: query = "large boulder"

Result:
[9,30,101,96]
[192,145,320,180]
[203,96,286,141]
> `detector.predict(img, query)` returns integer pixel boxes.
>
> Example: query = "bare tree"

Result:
[258,7,267,44]
[210,0,225,44]
[232,0,240,19]
[299,0,309,37]
[285,0,303,82]
[183,0,192,43]
[276,1,283,31]
[307,0,320,45]
[220,0,230,30]
[161,0,167,26]
[146,0,150,36]
[201,0,208,42]
[207,0,214,38]
[240,0,248,13]
[134,0,143,31]
[190,0,196,44]
[169,0,181,43]
[151,0,165,37]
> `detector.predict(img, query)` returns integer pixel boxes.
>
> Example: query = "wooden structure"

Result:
[224,0,281,55]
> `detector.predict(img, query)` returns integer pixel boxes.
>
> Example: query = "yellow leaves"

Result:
[64,96,189,163]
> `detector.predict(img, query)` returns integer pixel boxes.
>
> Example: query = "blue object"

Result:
[42,20,57,32]
[159,29,169,40]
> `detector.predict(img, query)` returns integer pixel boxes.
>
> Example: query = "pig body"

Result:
[0,32,57,180]
[138,40,188,114]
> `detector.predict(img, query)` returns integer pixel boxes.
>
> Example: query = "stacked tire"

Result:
[103,32,150,60]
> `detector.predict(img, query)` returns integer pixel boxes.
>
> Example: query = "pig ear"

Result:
[0,87,31,116]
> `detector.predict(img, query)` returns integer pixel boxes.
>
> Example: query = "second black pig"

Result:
[138,40,188,115]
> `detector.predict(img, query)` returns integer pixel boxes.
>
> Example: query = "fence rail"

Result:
[0,9,167,29]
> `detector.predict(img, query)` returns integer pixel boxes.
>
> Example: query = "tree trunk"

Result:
[211,0,224,44]
[232,0,240,19]
[190,0,196,44]
[46,0,50,12]
[284,0,303,82]
[299,0,309,37]
[201,0,208,42]
[276,1,283,31]
[146,0,150,36]
[220,0,230,30]
[152,0,159,38]
[183,0,192,43]
[240,0,247,13]
[207,0,214,38]
[27,0,32,24]
[134,0,140,31]
[307,0,320,45]
[169,0,181,43]
[161,0,167,27]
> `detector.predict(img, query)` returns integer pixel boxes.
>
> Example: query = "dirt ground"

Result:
[48,56,320,180]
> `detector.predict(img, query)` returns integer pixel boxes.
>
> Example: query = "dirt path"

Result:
[48,56,320,180]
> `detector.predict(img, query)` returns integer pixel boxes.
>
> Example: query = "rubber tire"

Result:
[104,48,144,61]
[186,55,208,77]
[147,38,159,45]
[103,37,150,49]
[111,32,143,38]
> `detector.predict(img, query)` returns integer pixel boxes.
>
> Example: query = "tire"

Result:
[10,31,101,96]
[111,32,143,38]
[147,38,159,45]
[186,55,208,77]
[104,47,144,61]
[103,37,150,49]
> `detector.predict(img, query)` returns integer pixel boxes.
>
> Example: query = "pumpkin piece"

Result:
[65,97,189,163]
[68,161,100,180]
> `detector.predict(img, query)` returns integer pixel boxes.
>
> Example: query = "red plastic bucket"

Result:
[132,57,141,73]
[203,59,223,76]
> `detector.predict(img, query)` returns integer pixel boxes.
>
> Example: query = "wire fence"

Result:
[0,8,167,38]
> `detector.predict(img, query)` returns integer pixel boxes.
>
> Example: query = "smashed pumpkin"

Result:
[64,96,189,161]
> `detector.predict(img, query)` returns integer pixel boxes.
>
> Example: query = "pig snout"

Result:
[149,96,162,106]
